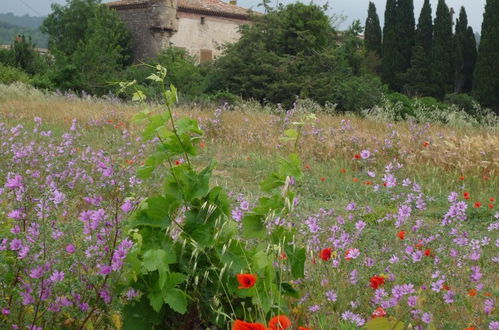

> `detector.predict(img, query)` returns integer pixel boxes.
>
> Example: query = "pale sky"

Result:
[0,0,486,32]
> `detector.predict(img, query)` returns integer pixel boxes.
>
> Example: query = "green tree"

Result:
[454,7,477,93]
[208,3,350,106]
[396,0,415,74]
[403,0,436,95]
[381,0,402,90]
[341,20,365,76]
[417,0,433,53]
[41,0,132,94]
[432,0,454,98]
[364,2,382,56]
[473,0,499,108]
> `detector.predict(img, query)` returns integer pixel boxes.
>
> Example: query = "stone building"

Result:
[106,0,254,62]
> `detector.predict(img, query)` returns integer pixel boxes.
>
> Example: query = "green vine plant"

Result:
[120,65,308,329]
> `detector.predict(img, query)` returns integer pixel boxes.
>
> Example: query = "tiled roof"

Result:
[107,0,254,19]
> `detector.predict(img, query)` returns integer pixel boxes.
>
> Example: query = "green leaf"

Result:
[166,272,187,288]
[164,288,187,314]
[132,110,148,122]
[260,173,285,192]
[142,248,176,273]
[148,290,164,312]
[146,73,163,82]
[129,196,172,229]
[252,250,272,270]
[132,90,146,102]
[280,128,298,142]
[122,297,163,329]
[242,214,266,239]
[143,114,165,140]
[280,282,300,298]
[366,317,405,330]
[278,153,302,179]
[285,246,306,278]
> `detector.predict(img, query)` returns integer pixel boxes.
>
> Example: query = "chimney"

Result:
[229,0,237,5]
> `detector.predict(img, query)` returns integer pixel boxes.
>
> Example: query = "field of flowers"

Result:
[0,82,497,330]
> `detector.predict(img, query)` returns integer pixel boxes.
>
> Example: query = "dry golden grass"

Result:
[0,84,497,177]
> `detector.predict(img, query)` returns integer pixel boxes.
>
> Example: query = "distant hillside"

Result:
[0,13,45,29]
[0,13,48,48]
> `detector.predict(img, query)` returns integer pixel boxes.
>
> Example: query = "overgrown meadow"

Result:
[0,81,497,330]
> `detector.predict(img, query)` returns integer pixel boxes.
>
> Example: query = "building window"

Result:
[200,17,205,25]
[200,49,212,63]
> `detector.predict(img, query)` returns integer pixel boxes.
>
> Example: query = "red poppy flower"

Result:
[237,274,257,289]
[489,204,494,209]
[372,307,386,319]
[279,252,287,260]
[344,248,354,260]
[365,181,373,185]
[459,176,465,180]
[489,197,495,202]
[340,168,347,174]
[319,248,332,261]
[422,141,429,147]
[199,142,205,148]
[305,164,311,169]
[268,315,292,330]
[370,276,385,289]
[320,177,326,182]
[468,289,477,297]
[464,327,475,330]
[443,284,450,291]
[354,154,361,159]
[233,320,267,330]
[463,192,470,200]
[397,230,405,240]
[383,182,387,187]
[175,160,182,165]
[353,178,359,183]
[473,201,481,208]
[415,242,424,250]
[424,248,432,256]
[298,327,312,330]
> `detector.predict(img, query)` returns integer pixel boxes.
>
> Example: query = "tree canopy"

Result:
[41,0,132,94]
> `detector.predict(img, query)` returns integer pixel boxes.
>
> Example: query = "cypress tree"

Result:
[404,0,435,95]
[432,0,454,98]
[454,7,477,93]
[381,0,401,90]
[473,0,499,108]
[416,0,433,54]
[365,2,382,56]
[396,0,415,73]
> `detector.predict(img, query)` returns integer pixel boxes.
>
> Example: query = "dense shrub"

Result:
[444,93,478,114]
[123,48,205,101]
[207,3,352,108]
[0,63,30,84]
[330,75,384,111]
[0,48,13,66]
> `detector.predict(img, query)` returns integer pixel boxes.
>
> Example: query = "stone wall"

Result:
[170,11,247,62]
[112,0,179,61]
[111,0,249,62]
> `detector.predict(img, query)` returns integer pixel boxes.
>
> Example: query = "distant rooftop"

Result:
[107,0,254,19]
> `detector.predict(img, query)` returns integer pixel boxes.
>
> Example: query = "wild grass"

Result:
[1,83,497,178]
